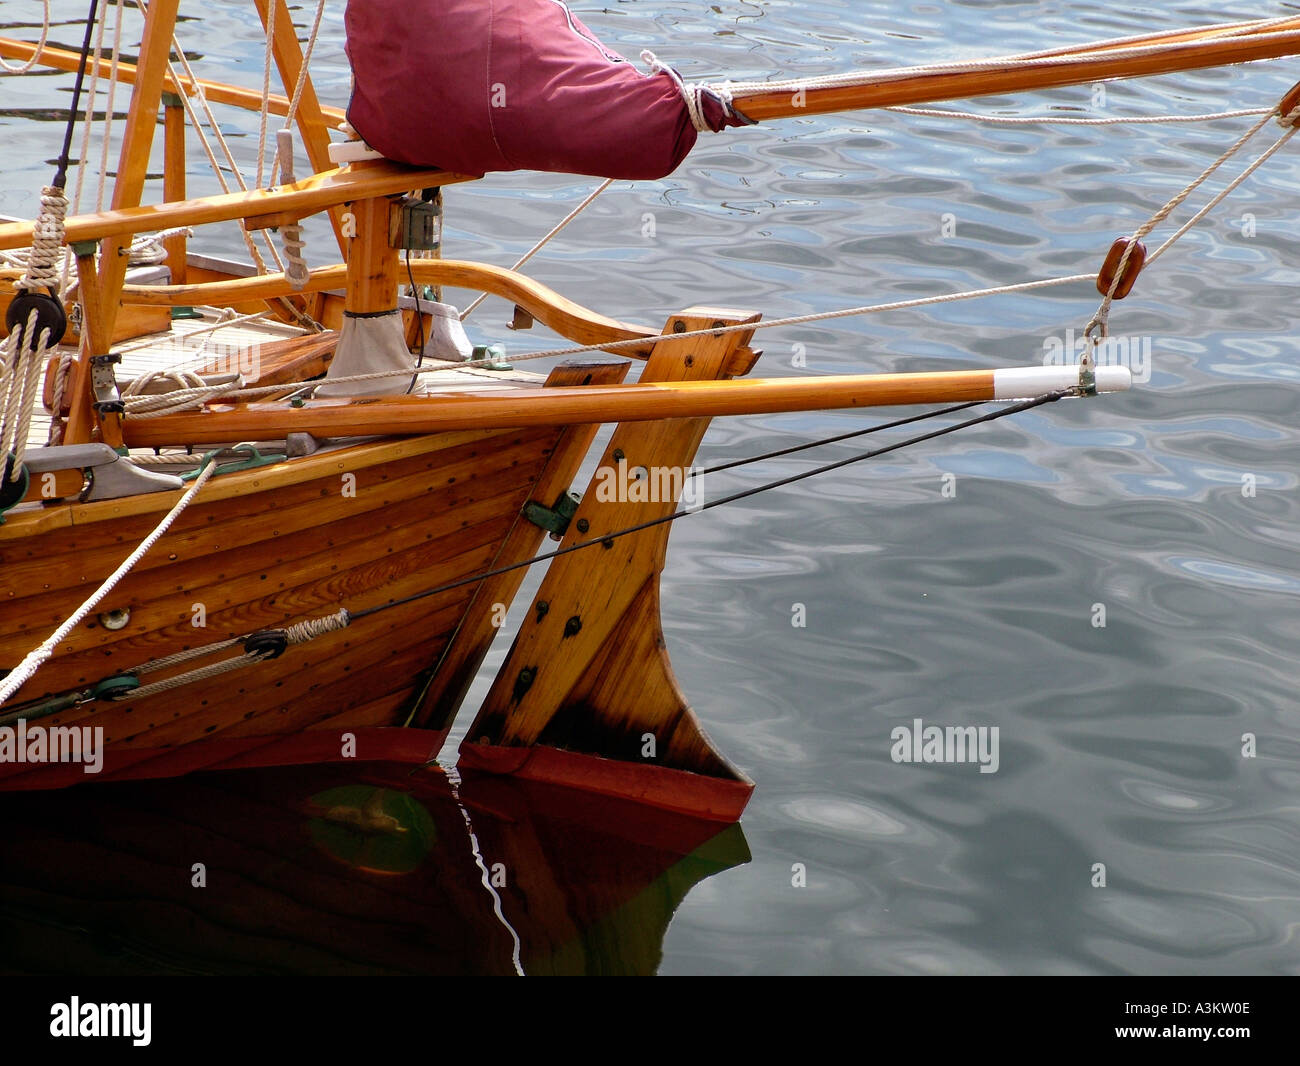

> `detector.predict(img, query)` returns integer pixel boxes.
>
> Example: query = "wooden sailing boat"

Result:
[1,3,1296,820]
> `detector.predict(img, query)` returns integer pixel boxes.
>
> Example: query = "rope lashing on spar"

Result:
[1,388,1072,712]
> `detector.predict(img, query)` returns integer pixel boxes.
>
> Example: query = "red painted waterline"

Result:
[457,742,754,823]
[0,726,445,791]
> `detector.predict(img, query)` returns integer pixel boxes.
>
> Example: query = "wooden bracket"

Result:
[411,358,632,731]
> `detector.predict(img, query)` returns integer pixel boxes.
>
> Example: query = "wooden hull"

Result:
[0,419,591,788]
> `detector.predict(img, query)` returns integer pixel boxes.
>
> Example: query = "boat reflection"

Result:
[0,760,749,975]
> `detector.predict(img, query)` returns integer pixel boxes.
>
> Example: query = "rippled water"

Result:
[4,0,1300,974]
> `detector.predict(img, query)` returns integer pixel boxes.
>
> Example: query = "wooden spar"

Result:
[731,26,1300,121]
[95,0,184,346]
[0,36,347,125]
[1020,15,1300,60]
[0,163,472,253]
[62,252,108,445]
[118,260,662,356]
[162,96,188,285]
[345,195,398,314]
[252,0,347,252]
[120,365,1130,448]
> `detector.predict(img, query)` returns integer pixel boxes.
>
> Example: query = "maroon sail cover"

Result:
[344,0,741,180]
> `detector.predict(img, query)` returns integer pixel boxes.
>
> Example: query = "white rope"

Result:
[1086,105,1281,337]
[45,351,73,445]
[641,51,712,132]
[460,178,615,321]
[138,0,284,274]
[1147,109,1300,267]
[0,0,50,74]
[885,105,1272,125]
[61,0,113,294]
[0,459,218,706]
[266,0,328,187]
[256,0,276,190]
[275,130,309,288]
[3,318,50,477]
[127,227,194,266]
[0,311,50,470]
[124,381,240,416]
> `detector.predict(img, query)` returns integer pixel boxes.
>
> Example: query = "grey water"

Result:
[3,0,1299,975]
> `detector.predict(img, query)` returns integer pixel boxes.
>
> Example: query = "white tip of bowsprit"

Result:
[992,364,1133,399]
[1093,365,1132,392]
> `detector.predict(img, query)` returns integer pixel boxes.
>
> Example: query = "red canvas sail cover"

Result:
[345,0,744,180]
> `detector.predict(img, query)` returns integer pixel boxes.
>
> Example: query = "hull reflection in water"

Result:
[0,760,749,975]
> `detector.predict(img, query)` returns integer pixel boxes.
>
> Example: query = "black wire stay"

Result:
[348,389,1070,622]
[54,0,103,190]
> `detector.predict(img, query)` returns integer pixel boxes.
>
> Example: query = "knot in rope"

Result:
[641,50,713,133]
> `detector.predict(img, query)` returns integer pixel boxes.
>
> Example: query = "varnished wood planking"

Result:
[0,426,540,543]
[9,494,532,693]
[1,418,575,762]
[0,430,553,611]
[3,440,557,693]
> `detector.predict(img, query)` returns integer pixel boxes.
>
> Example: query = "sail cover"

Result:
[344,0,745,180]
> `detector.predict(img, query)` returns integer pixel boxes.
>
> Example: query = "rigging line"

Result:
[690,398,985,477]
[347,390,1070,624]
[1147,114,1299,267]
[256,0,276,190]
[460,178,616,322]
[60,0,109,293]
[0,457,219,707]
[213,273,1096,402]
[140,0,279,274]
[53,0,103,190]
[1088,104,1281,333]
[0,0,50,74]
[25,395,1068,709]
[884,105,1272,125]
[706,29,1300,97]
[267,0,328,188]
